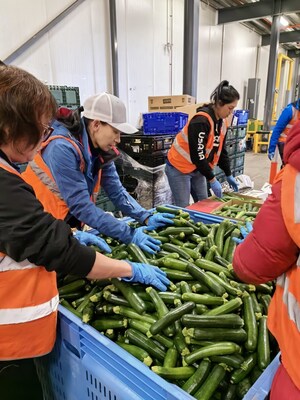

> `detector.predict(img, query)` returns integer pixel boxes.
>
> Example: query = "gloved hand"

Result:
[123,262,170,291]
[73,230,112,253]
[210,179,223,198]
[268,152,275,161]
[226,175,239,192]
[232,221,253,244]
[147,213,175,229]
[131,226,161,254]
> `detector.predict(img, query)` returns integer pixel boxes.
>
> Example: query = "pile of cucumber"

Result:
[58,206,277,400]
[212,202,260,222]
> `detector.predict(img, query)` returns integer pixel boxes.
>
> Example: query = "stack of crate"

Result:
[115,134,175,209]
[214,125,247,183]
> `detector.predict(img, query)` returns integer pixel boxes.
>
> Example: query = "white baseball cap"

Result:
[82,92,138,134]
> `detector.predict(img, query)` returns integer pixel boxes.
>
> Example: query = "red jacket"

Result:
[233,121,300,284]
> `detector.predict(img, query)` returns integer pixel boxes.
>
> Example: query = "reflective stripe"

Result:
[172,137,192,163]
[29,160,65,201]
[277,274,300,332]
[179,131,188,143]
[0,256,38,272]
[295,173,300,223]
[0,294,59,325]
[280,133,287,138]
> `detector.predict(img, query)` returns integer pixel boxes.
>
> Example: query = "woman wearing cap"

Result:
[23,92,174,253]
[166,80,240,207]
[0,65,170,396]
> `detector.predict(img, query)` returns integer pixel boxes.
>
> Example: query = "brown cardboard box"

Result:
[148,95,195,112]
[176,103,207,121]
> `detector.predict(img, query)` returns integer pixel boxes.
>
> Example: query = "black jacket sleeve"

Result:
[188,116,215,181]
[217,143,232,177]
[0,169,95,277]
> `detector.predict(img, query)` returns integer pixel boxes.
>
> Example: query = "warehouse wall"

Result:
[0,0,285,125]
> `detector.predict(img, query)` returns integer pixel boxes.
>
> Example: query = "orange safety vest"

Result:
[22,135,101,220]
[279,107,300,143]
[167,111,226,173]
[0,157,58,360]
[268,164,300,389]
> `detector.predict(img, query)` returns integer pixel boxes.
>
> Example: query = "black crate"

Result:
[118,134,175,156]
[233,166,244,177]
[234,153,245,169]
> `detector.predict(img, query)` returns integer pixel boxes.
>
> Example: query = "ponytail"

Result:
[210,80,240,105]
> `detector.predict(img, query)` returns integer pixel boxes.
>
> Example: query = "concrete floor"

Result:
[243,151,274,189]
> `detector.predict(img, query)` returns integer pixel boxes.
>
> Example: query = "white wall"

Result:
[0,0,283,125]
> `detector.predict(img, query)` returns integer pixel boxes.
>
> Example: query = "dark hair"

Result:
[56,106,83,137]
[0,65,57,148]
[210,80,240,106]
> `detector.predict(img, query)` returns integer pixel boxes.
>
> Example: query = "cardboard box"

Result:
[175,103,207,121]
[148,95,195,112]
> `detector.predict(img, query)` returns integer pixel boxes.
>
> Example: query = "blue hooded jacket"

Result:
[268,99,300,154]
[41,120,151,243]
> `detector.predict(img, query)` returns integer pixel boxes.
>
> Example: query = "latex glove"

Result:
[147,213,175,229]
[123,262,170,291]
[73,230,112,253]
[131,226,161,254]
[232,222,253,244]
[210,179,223,198]
[268,152,275,161]
[226,175,239,192]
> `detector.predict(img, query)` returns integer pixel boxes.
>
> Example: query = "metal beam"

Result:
[183,0,199,97]
[4,0,86,64]
[218,0,300,25]
[288,49,300,58]
[263,14,281,130]
[109,0,119,97]
[262,30,300,46]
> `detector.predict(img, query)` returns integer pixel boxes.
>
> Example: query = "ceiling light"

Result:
[280,16,289,27]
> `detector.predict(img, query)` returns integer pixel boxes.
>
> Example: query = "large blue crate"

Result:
[35,305,194,400]
[142,112,188,135]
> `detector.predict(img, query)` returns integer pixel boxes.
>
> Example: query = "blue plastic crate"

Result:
[243,353,280,400]
[35,306,195,400]
[143,112,188,135]
[232,110,249,126]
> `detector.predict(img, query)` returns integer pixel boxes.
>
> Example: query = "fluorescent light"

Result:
[280,16,289,27]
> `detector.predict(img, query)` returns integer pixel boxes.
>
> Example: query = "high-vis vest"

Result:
[167,111,226,173]
[22,135,101,220]
[268,164,300,389]
[279,107,300,143]
[0,157,58,360]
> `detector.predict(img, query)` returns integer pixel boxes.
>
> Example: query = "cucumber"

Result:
[113,306,156,324]
[243,292,258,352]
[60,299,82,318]
[257,315,270,370]
[181,314,244,328]
[116,342,153,366]
[230,353,257,384]
[103,291,129,307]
[125,328,166,361]
[92,317,128,331]
[184,342,241,365]
[187,263,227,296]
[128,319,174,349]
[162,243,193,261]
[146,287,175,336]
[186,327,247,343]
[195,258,233,278]
[181,359,211,395]
[149,302,195,336]
[127,243,148,263]
[205,297,243,316]
[58,279,86,295]
[156,206,180,215]
[151,366,196,380]
[111,279,146,314]
[193,364,227,400]
[163,347,178,368]
[181,292,226,306]
[160,268,194,281]
[210,353,244,369]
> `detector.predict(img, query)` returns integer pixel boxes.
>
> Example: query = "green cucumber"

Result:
[151,366,196,380]
[181,314,244,328]
[230,353,257,384]
[181,359,211,395]
[193,364,227,400]
[116,342,153,366]
[257,315,270,370]
[185,342,241,365]
[163,347,178,368]
[111,279,146,314]
[125,328,166,361]
[187,263,227,296]
[243,292,258,352]
[92,317,127,331]
[186,327,247,343]
[204,297,243,316]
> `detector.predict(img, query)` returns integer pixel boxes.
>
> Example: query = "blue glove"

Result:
[123,262,170,291]
[131,226,161,254]
[268,152,275,161]
[73,230,112,253]
[147,213,175,229]
[232,222,253,244]
[226,175,239,192]
[210,179,223,198]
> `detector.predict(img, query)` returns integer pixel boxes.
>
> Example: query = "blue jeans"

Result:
[165,163,208,207]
